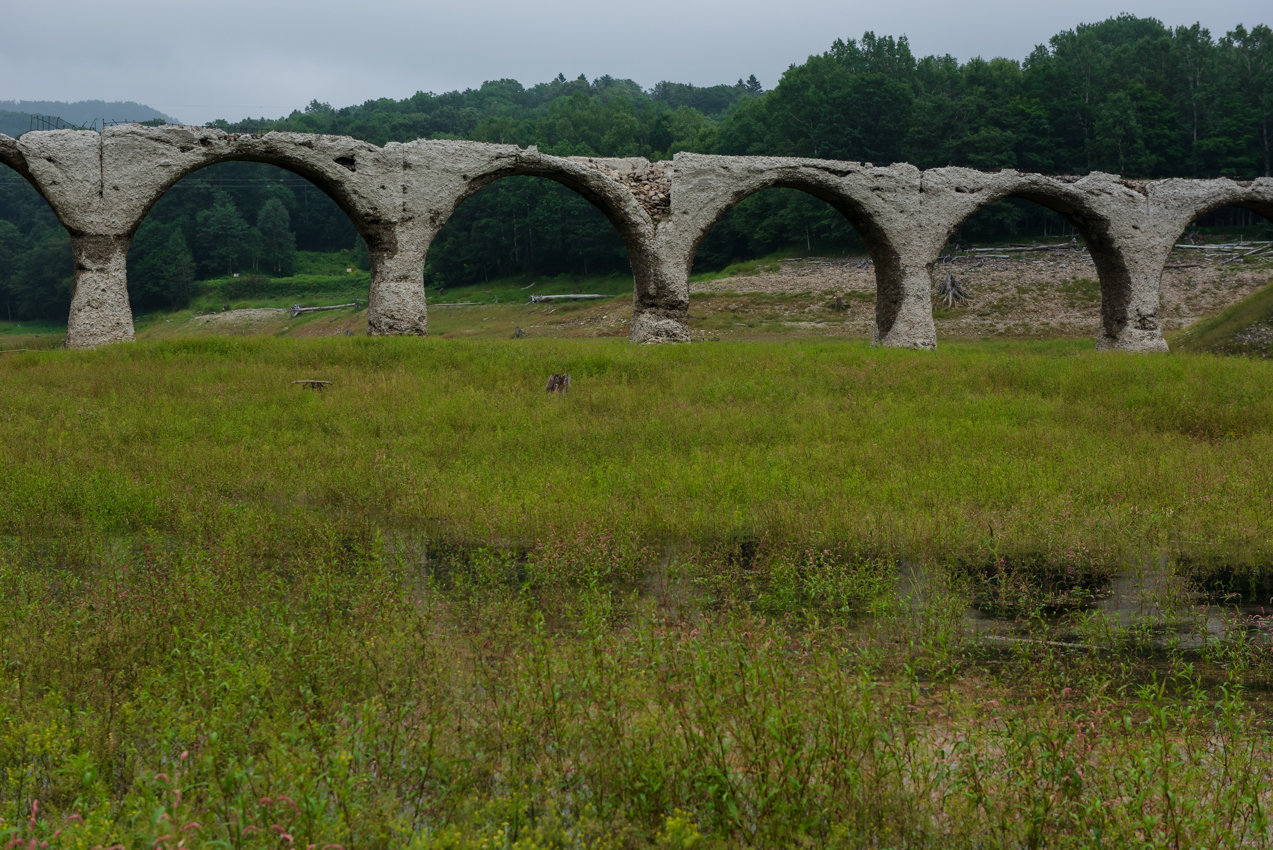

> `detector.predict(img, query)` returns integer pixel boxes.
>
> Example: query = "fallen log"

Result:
[1223,246,1272,264]
[529,294,607,302]
[291,300,361,318]
[967,244,1076,253]
[1175,241,1273,250]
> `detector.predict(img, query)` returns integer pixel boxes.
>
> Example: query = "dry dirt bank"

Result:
[115,250,1272,345]
[689,249,1273,340]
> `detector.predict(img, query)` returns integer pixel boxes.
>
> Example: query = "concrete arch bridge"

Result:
[1,124,1270,351]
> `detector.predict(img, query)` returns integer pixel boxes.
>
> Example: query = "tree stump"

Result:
[935,272,971,308]
[545,373,571,393]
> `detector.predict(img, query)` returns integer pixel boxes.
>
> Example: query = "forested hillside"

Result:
[1,14,1270,321]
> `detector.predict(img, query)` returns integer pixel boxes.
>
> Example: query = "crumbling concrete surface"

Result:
[1,124,1270,352]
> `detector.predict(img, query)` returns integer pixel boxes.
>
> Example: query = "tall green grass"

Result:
[2,337,1271,562]
[5,338,1273,846]
[4,531,1273,848]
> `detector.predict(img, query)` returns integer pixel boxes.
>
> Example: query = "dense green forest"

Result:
[1,14,1270,320]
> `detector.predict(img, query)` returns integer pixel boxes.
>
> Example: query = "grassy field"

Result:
[4,338,1273,847]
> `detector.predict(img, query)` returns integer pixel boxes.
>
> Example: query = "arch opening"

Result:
[427,175,632,295]
[1160,201,1273,348]
[930,195,1113,341]
[685,184,893,339]
[125,160,366,331]
[419,163,657,338]
[0,159,75,344]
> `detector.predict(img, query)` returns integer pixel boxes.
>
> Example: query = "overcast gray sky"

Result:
[2,0,1267,125]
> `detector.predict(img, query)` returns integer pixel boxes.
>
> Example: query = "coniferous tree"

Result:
[196,198,249,277]
[0,219,20,321]
[256,197,296,274]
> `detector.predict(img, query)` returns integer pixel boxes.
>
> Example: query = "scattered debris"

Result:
[545,373,571,393]
[1223,245,1272,265]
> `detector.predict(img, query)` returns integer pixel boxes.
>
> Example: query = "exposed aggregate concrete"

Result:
[2,125,1271,351]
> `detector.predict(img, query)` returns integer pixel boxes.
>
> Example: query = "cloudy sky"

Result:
[2,0,1267,125]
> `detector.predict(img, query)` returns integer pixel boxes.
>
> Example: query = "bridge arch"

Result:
[413,148,661,340]
[1162,187,1273,245]
[108,127,405,332]
[919,169,1168,351]
[107,134,385,243]
[0,134,81,337]
[666,154,934,348]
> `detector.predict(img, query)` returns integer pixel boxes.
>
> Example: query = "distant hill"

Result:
[0,100,177,137]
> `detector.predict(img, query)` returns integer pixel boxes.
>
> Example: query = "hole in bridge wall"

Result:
[334,156,356,173]
[126,161,362,315]
[0,162,74,335]
[423,176,632,300]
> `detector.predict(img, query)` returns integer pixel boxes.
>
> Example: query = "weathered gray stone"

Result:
[1,124,1270,352]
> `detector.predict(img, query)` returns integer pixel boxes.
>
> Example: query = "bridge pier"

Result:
[1091,232,1171,353]
[630,229,690,344]
[5,127,1268,353]
[630,303,691,344]
[1094,267,1170,353]
[66,234,135,349]
[873,258,938,350]
[366,224,430,337]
